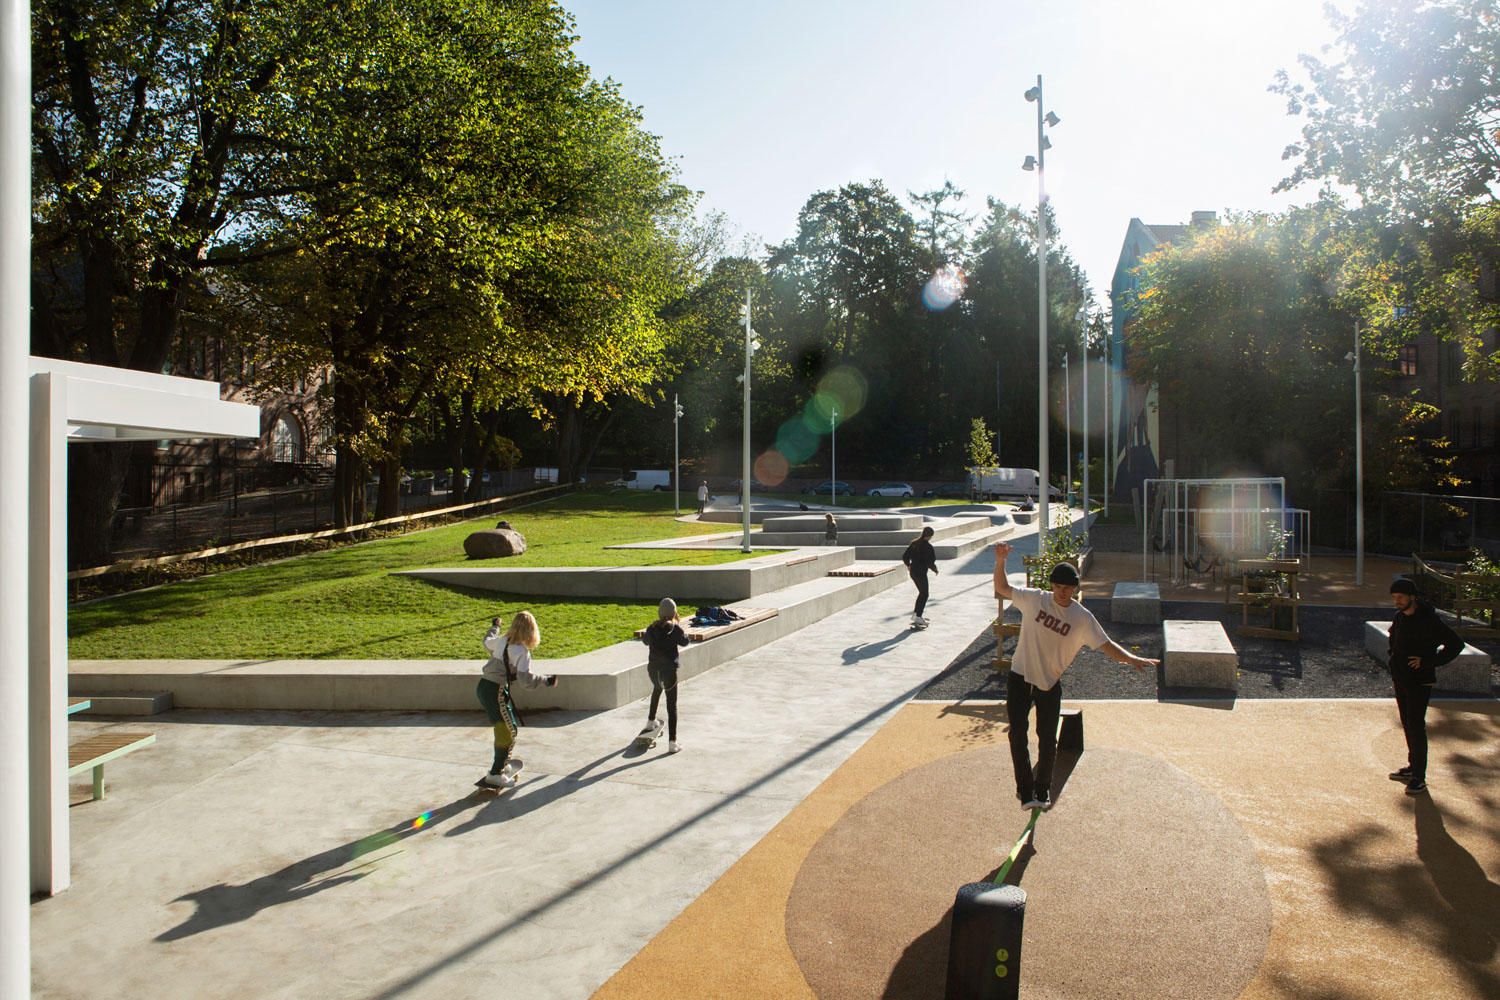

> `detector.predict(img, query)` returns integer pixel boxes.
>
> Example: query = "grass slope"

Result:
[70,491,757,661]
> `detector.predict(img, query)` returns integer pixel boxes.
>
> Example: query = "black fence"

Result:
[1311,489,1500,558]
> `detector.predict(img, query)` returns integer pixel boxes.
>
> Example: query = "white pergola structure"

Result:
[27,359,260,898]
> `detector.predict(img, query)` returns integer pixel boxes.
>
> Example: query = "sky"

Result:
[562,0,1348,306]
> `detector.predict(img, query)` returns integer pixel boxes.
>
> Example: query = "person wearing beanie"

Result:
[639,597,690,752]
[902,525,939,627]
[992,541,1159,810]
[1385,578,1463,795]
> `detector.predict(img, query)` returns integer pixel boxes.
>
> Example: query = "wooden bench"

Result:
[68,732,155,801]
[67,697,91,715]
[635,608,778,642]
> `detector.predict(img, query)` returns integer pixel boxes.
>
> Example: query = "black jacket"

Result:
[903,537,936,575]
[1387,601,1463,686]
[642,619,689,667]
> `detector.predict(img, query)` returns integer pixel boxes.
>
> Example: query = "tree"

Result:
[1124,204,1457,499]
[32,0,324,565]
[966,417,998,470]
[1273,0,1500,380]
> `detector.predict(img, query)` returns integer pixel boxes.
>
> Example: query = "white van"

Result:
[615,469,672,491]
[967,467,1062,501]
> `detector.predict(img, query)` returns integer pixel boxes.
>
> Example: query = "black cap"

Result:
[1390,579,1417,595]
[1048,563,1080,586]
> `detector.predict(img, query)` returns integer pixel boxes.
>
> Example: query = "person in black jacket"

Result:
[1386,578,1463,795]
[902,526,938,627]
[639,597,690,753]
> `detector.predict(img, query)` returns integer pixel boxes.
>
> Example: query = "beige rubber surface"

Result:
[592,699,1500,1000]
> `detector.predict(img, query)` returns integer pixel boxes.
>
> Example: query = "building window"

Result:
[270,414,303,463]
[1397,344,1418,376]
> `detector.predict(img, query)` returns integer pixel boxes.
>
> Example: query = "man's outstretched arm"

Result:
[1101,639,1158,674]
[993,542,1014,600]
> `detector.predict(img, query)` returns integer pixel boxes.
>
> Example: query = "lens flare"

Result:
[413,811,432,829]
[754,449,789,486]
[922,264,966,311]
[808,366,868,425]
[775,417,819,463]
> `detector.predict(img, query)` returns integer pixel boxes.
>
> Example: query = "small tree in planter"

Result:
[1022,507,1091,588]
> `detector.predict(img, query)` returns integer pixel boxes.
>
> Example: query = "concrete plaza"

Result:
[33,532,1500,999]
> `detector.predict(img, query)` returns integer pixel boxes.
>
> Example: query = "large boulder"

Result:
[464,528,527,559]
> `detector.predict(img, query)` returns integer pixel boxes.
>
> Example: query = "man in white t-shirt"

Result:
[993,541,1159,810]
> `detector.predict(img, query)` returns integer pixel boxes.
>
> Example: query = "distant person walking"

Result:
[992,541,1158,810]
[1385,579,1463,795]
[697,481,709,514]
[639,598,690,752]
[476,610,557,789]
[824,513,838,546]
[903,526,938,627]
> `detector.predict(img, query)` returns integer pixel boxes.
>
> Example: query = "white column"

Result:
[1,0,32,985]
[30,374,68,894]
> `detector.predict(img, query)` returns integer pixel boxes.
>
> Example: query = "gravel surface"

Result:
[921,598,1500,702]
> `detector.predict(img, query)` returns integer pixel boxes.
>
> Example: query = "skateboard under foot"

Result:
[474,757,524,792]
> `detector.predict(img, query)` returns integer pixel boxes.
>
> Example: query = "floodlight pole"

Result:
[1082,313,1090,544]
[673,393,681,515]
[741,288,753,553]
[1353,323,1364,585]
[830,403,838,507]
[1024,74,1055,549]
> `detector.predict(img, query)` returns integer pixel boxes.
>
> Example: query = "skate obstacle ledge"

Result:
[945,882,1025,1000]
[1163,620,1238,691]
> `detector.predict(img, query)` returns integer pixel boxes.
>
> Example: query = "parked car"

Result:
[803,481,852,496]
[866,482,913,497]
[922,482,969,498]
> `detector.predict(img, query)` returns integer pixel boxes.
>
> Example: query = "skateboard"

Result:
[635,720,665,750]
[910,618,928,630]
[474,757,524,792]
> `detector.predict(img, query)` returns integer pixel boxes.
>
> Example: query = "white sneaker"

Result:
[668,740,683,754]
[483,771,516,788]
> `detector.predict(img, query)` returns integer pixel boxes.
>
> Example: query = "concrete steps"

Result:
[70,691,173,716]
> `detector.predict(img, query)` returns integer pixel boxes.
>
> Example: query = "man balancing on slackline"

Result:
[992,541,1160,810]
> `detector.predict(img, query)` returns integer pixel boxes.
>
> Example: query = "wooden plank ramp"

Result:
[635,607,778,642]
[827,562,899,578]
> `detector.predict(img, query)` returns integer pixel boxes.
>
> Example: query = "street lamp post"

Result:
[740,289,758,553]
[1062,351,1071,509]
[673,393,683,515]
[1347,325,1364,585]
[830,402,838,507]
[1080,308,1090,543]
[1023,75,1060,546]
[1103,320,1110,514]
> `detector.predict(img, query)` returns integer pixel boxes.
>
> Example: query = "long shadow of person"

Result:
[842,628,915,665]
[156,793,486,942]
[1414,796,1500,979]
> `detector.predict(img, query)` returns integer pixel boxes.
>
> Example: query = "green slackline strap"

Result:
[992,806,1041,884]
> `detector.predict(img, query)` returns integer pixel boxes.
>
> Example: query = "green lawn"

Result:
[70,490,760,661]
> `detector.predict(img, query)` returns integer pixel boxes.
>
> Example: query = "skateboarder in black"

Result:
[903,526,938,628]
[993,542,1157,809]
[639,598,690,752]
[1386,578,1463,795]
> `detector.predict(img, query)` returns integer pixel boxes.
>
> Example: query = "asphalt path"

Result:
[922,597,1500,702]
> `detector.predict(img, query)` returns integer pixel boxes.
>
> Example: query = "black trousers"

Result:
[648,661,680,740]
[1006,671,1062,802]
[1393,677,1433,780]
[910,569,930,617]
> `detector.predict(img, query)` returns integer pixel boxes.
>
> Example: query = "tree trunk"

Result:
[377,453,401,518]
[67,444,132,570]
[466,406,504,502]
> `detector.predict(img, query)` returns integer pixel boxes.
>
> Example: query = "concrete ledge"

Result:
[394,547,853,601]
[70,568,911,713]
[1362,621,1492,695]
[1163,620,1238,691]
[1112,583,1161,625]
[70,690,173,716]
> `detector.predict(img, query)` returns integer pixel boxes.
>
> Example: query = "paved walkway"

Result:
[34,527,1017,998]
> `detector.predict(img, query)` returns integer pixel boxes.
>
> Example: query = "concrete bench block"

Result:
[74,691,173,716]
[1112,582,1161,624]
[1362,621,1493,695]
[1163,620,1238,691]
